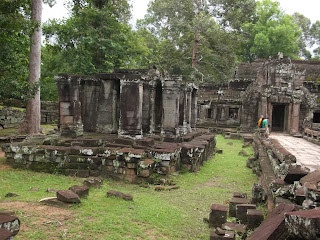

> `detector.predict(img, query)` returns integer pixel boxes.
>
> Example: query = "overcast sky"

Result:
[42,0,320,25]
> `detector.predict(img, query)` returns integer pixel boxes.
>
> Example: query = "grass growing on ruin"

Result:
[0,135,258,240]
[0,125,57,136]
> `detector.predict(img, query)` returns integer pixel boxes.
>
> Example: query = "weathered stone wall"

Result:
[197,56,320,133]
[0,102,58,128]
[1,130,216,182]
[0,107,25,128]
[56,69,198,140]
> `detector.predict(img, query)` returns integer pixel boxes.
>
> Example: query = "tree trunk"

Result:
[20,0,42,134]
[192,0,201,68]
[192,29,199,68]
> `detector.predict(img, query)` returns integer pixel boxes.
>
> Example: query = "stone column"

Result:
[95,79,119,133]
[261,97,268,117]
[186,88,192,131]
[288,103,292,132]
[118,79,143,138]
[191,87,198,128]
[162,75,181,139]
[148,81,156,134]
[268,102,273,130]
[291,103,300,134]
[56,74,83,138]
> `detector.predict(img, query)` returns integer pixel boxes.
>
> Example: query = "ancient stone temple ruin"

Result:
[56,69,198,140]
[2,69,217,182]
[198,55,320,134]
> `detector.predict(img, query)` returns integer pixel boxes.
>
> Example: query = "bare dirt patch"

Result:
[0,201,76,239]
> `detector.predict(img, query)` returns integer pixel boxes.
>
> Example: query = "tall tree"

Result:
[20,0,42,134]
[42,0,135,75]
[140,0,253,82]
[292,12,313,59]
[310,20,320,59]
[240,0,301,62]
[0,0,39,102]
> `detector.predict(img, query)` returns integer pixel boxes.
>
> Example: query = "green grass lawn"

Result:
[0,135,258,240]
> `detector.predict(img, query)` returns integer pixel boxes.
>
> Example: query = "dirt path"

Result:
[0,201,76,239]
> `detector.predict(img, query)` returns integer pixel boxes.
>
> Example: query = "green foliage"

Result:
[292,12,313,59]
[0,0,40,101]
[239,0,301,61]
[139,0,252,82]
[42,0,141,76]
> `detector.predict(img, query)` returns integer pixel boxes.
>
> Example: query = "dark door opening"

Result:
[272,104,286,131]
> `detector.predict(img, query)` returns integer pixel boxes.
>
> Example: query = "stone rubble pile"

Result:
[2,130,216,183]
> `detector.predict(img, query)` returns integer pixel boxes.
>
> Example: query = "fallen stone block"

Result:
[247,209,264,229]
[210,230,235,240]
[233,192,247,199]
[236,204,256,224]
[294,187,305,205]
[166,185,180,191]
[46,188,58,193]
[154,186,165,191]
[4,193,19,198]
[248,203,299,240]
[284,165,308,184]
[0,227,14,240]
[83,178,103,188]
[107,190,133,201]
[300,169,320,186]
[0,214,20,235]
[229,198,250,218]
[69,185,89,198]
[285,208,320,240]
[216,149,223,154]
[209,204,228,228]
[39,197,74,208]
[56,190,81,203]
[251,184,265,204]
[222,222,247,234]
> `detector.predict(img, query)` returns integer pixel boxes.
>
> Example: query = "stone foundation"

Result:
[1,130,216,182]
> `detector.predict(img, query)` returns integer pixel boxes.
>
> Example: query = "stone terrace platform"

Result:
[271,133,320,172]
[1,129,216,182]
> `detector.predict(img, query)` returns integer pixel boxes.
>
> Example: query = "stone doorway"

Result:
[272,104,287,132]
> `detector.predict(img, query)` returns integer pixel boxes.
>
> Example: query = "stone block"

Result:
[216,149,223,154]
[209,204,228,228]
[233,192,247,199]
[247,209,264,229]
[155,186,165,191]
[222,222,247,234]
[236,204,256,223]
[248,203,299,240]
[251,184,265,204]
[89,170,101,177]
[210,230,235,240]
[300,168,320,186]
[285,208,320,240]
[229,197,250,218]
[56,190,81,203]
[69,185,89,198]
[107,190,133,201]
[83,178,103,188]
[124,168,136,176]
[65,169,78,176]
[0,214,20,235]
[77,170,90,178]
[284,165,308,184]
[0,227,14,240]
[138,169,152,178]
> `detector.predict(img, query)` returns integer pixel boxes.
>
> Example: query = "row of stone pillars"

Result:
[56,72,198,139]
